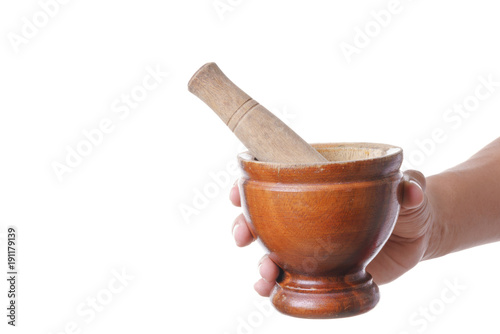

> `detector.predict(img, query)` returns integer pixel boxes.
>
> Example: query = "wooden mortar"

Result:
[238,143,403,319]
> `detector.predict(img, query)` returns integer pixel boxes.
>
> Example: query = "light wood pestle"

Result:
[188,63,328,163]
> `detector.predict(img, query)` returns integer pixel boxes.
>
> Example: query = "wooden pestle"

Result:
[188,63,327,163]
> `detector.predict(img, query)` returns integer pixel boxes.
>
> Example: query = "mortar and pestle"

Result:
[188,63,403,319]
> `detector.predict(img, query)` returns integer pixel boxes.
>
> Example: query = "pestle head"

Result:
[188,62,251,125]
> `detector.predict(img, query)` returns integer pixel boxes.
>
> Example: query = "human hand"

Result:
[229,170,434,296]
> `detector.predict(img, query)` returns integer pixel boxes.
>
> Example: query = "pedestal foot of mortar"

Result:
[270,271,379,319]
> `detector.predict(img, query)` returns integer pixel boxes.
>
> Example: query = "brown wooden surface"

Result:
[188,63,327,163]
[238,143,404,319]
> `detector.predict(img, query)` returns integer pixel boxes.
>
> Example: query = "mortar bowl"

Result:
[238,143,403,319]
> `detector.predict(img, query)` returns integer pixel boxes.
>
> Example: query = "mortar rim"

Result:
[237,142,402,167]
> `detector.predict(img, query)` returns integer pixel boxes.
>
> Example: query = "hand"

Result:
[229,170,435,296]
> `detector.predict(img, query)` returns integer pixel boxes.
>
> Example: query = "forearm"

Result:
[424,137,500,260]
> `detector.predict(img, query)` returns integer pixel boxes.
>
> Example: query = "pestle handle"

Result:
[188,63,327,163]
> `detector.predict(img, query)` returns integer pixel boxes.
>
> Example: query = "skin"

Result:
[229,137,500,297]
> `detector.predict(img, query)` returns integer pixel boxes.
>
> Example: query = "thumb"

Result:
[401,170,426,209]
[393,170,429,239]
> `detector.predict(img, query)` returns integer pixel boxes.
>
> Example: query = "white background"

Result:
[1,0,500,333]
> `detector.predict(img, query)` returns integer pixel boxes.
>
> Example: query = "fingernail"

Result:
[258,262,268,282]
[229,182,239,200]
[259,268,270,283]
[409,179,422,191]
[229,186,235,201]
[232,221,240,238]
[253,281,260,293]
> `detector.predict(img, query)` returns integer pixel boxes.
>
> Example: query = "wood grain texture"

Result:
[238,143,404,319]
[188,63,327,163]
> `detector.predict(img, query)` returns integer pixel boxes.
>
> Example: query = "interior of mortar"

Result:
[313,144,400,162]
[243,143,401,164]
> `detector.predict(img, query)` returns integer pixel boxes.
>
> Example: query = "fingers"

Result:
[401,170,426,209]
[254,255,280,297]
[232,214,255,247]
[230,179,250,246]
[229,182,241,207]
[229,179,278,297]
